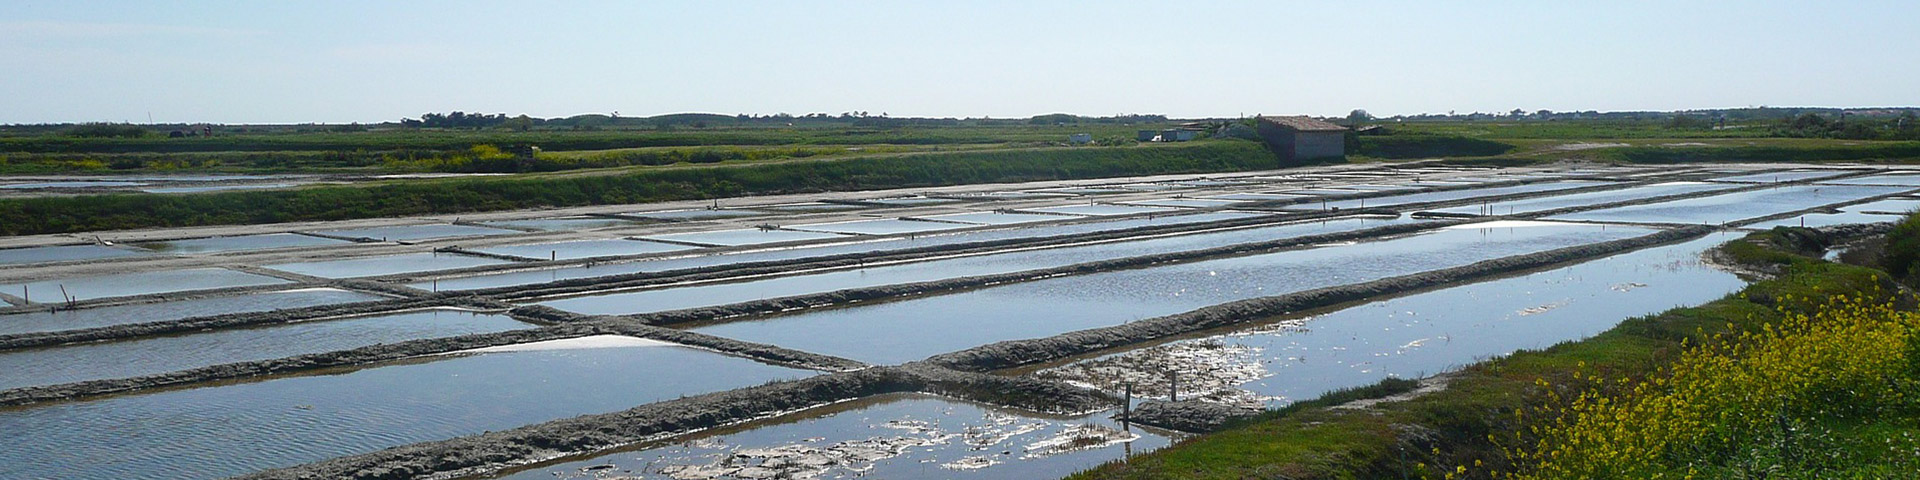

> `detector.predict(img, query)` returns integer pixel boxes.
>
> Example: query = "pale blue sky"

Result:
[3,1,1915,124]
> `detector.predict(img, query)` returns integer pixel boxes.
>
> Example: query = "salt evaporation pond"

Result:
[413,212,1269,291]
[0,336,816,480]
[642,228,851,247]
[311,223,517,241]
[484,394,1170,480]
[916,211,1069,225]
[473,239,694,261]
[1271,188,1368,196]
[1285,180,1615,211]
[0,288,386,335]
[538,216,1420,316]
[1741,197,1920,229]
[0,309,530,391]
[755,202,870,212]
[135,233,351,254]
[1334,184,1422,192]
[1546,184,1911,225]
[1122,198,1244,208]
[264,252,510,278]
[862,196,961,206]
[1036,234,1748,408]
[629,209,766,221]
[1421,182,1741,216]
[1710,170,1853,183]
[0,244,146,265]
[1022,204,1181,216]
[1031,187,1136,195]
[1820,172,1920,187]
[691,221,1656,364]
[788,218,977,235]
[1204,192,1305,201]
[2,268,292,303]
[479,216,645,231]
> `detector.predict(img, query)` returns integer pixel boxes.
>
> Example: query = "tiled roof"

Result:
[1259,115,1347,132]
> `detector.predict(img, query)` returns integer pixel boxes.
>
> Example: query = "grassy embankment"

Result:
[0,140,1277,235]
[1071,224,1917,480]
[1378,121,1920,166]
[0,125,1156,174]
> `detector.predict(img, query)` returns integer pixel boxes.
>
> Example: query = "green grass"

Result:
[0,140,1280,235]
[1070,228,1907,480]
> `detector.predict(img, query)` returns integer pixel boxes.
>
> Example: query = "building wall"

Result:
[1256,121,1296,156]
[1293,131,1345,159]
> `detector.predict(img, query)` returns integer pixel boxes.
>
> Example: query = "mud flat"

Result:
[1029,233,1746,414]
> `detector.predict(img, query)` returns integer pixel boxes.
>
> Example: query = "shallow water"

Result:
[310,224,517,241]
[862,196,961,206]
[0,338,816,480]
[915,211,1070,225]
[1021,204,1181,216]
[1285,180,1616,211]
[1031,187,1136,195]
[642,228,853,247]
[1203,192,1305,201]
[0,244,147,265]
[628,209,766,220]
[1270,188,1368,196]
[1710,170,1852,183]
[2,268,292,303]
[478,216,646,231]
[1820,172,1920,187]
[539,216,1421,316]
[0,309,531,391]
[1421,181,1741,216]
[1039,234,1748,408]
[483,394,1168,480]
[753,202,871,212]
[135,233,351,254]
[1120,198,1244,208]
[412,212,1270,291]
[0,288,386,336]
[1546,184,1911,225]
[265,252,511,278]
[691,222,1655,364]
[472,239,694,261]
[788,219,978,235]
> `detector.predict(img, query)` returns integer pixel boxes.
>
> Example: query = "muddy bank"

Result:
[0,297,461,351]
[901,363,1116,415]
[924,226,1712,373]
[615,218,1457,327]
[597,322,869,372]
[1122,400,1261,433]
[432,209,1355,299]
[232,367,923,480]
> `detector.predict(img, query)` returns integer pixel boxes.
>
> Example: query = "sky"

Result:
[3,1,1917,124]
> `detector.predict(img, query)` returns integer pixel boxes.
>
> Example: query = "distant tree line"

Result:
[400,112,513,129]
[1770,111,1920,140]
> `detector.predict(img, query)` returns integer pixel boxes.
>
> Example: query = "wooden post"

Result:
[1122,382,1132,431]
[1169,371,1178,402]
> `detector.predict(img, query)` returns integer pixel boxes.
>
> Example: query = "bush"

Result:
[64,123,150,138]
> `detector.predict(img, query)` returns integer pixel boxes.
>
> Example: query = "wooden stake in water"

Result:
[1169,371,1179,402]
[1122,382,1132,431]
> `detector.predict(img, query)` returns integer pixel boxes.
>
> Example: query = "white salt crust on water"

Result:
[453,335,673,354]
